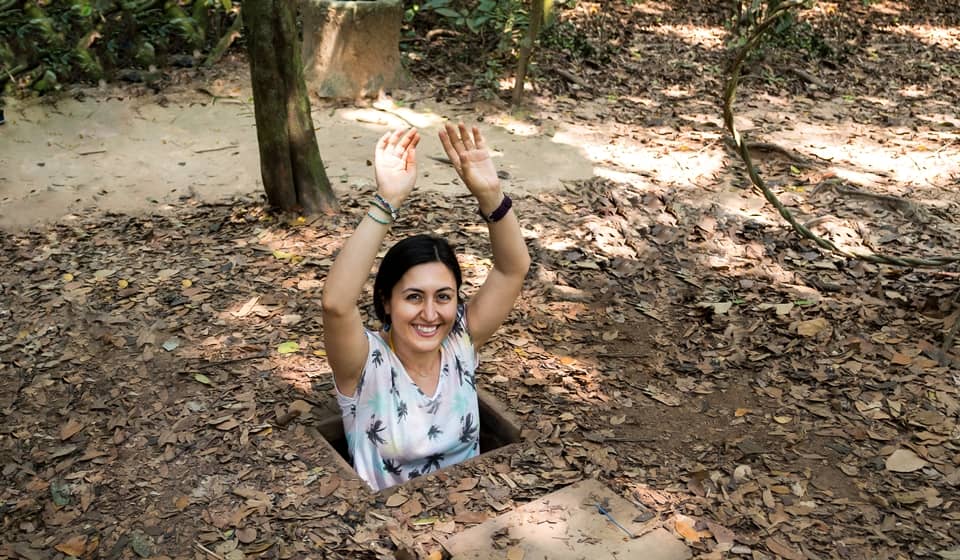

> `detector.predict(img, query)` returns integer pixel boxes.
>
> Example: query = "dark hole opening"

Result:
[315,388,521,481]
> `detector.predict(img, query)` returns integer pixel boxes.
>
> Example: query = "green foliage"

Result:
[405,0,562,92]
[731,0,832,60]
[0,0,237,94]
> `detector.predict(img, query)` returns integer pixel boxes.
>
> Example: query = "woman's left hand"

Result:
[439,123,503,215]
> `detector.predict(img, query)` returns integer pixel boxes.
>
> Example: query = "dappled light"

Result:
[2,0,960,558]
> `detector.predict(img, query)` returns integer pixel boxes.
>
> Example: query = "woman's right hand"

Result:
[374,128,420,208]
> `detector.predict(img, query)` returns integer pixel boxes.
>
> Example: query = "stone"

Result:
[443,479,691,560]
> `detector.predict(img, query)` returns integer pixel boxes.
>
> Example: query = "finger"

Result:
[404,146,417,171]
[446,122,467,153]
[376,131,392,153]
[388,127,406,149]
[458,122,474,151]
[471,126,486,151]
[398,127,418,150]
[438,127,461,169]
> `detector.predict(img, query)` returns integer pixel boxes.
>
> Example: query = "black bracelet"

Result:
[479,194,512,223]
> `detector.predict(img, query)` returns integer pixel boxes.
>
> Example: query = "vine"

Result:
[722,0,959,268]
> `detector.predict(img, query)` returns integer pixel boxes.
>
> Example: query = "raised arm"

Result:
[322,128,420,397]
[439,123,530,348]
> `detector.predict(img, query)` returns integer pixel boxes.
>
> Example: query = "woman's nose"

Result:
[421,300,438,320]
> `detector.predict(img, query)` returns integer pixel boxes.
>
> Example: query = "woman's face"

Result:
[384,261,458,355]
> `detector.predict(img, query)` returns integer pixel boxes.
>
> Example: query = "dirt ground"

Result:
[2,1,960,559]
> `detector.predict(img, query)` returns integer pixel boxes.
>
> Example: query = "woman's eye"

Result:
[406,294,422,302]
[438,293,452,302]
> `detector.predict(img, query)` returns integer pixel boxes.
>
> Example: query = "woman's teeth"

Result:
[414,325,439,335]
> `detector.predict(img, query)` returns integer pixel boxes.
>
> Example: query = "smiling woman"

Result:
[321,124,530,491]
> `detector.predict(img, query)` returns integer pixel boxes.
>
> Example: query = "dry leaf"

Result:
[507,547,525,560]
[386,493,409,507]
[288,400,311,416]
[886,449,928,473]
[766,536,803,560]
[318,475,341,498]
[455,477,480,492]
[55,535,87,557]
[674,514,711,542]
[60,418,84,440]
[796,317,829,337]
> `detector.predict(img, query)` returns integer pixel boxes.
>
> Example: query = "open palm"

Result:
[439,123,501,210]
[374,128,420,207]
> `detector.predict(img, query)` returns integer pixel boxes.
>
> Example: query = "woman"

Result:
[322,124,530,491]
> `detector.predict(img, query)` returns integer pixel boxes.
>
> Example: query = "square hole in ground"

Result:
[314,387,522,490]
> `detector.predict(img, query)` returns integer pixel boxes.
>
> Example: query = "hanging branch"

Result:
[722,0,959,268]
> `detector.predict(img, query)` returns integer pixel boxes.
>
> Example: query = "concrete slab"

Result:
[443,478,691,560]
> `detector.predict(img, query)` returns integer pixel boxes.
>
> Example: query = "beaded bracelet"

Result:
[366,211,390,225]
[373,194,399,222]
[369,199,393,219]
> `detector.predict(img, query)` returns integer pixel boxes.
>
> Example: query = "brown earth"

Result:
[2,1,960,559]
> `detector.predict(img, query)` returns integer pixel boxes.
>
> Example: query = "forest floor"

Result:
[2,1,960,559]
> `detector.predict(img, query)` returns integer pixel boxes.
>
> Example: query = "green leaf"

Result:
[220,0,232,12]
[193,373,213,385]
[277,341,300,354]
[434,7,460,18]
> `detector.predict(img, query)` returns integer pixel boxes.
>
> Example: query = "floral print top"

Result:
[336,305,479,492]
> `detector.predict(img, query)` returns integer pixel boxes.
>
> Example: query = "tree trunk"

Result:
[243,0,338,214]
[512,0,545,107]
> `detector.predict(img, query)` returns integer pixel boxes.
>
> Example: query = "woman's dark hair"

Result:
[373,234,462,325]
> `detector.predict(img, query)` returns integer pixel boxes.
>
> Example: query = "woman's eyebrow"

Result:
[401,286,453,293]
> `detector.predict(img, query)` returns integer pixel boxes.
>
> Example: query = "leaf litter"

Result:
[2,2,960,559]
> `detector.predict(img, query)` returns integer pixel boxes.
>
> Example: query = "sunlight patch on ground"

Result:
[343,101,444,130]
[552,124,726,190]
[891,25,960,48]
[866,1,908,16]
[646,24,726,49]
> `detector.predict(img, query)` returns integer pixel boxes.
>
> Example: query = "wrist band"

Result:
[366,211,390,225]
[479,194,513,223]
[374,194,399,222]
[369,200,393,220]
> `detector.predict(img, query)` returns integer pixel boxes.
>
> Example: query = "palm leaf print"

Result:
[423,453,445,473]
[366,417,387,446]
[427,425,442,440]
[397,400,408,421]
[383,458,402,476]
[459,413,478,443]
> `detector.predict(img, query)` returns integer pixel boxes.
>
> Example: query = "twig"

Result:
[195,351,269,370]
[556,68,590,89]
[426,28,459,41]
[193,540,225,560]
[372,107,416,128]
[194,144,239,154]
[78,149,107,156]
[788,67,832,91]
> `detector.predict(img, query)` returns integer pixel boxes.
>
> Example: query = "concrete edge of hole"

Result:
[310,385,527,498]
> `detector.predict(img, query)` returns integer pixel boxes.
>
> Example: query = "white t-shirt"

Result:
[336,305,480,492]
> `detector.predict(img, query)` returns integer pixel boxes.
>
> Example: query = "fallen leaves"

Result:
[885,449,928,473]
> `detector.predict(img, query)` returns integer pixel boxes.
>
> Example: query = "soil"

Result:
[2,1,960,559]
